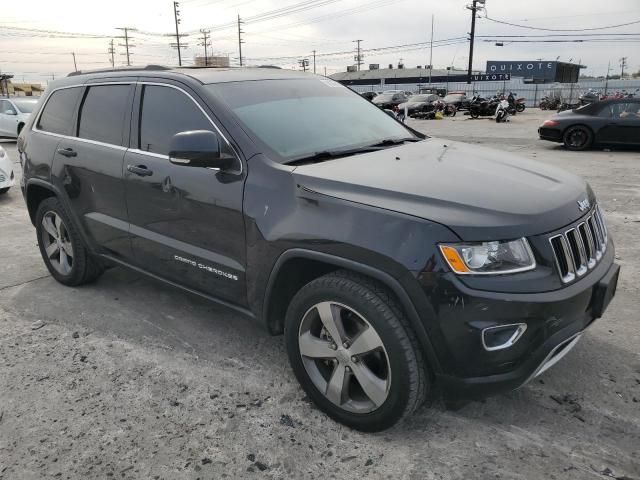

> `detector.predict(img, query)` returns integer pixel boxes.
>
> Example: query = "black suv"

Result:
[17,67,619,431]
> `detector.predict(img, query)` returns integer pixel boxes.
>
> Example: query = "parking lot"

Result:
[1,109,639,479]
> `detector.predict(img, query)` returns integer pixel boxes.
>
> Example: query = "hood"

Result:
[292,138,593,241]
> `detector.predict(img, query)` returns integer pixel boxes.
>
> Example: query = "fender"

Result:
[25,178,96,254]
[263,248,442,374]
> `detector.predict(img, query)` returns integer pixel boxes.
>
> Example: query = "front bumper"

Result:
[538,126,563,142]
[433,257,620,399]
[0,168,15,189]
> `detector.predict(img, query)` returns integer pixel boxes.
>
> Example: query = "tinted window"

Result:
[78,85,132,146]
[13,98,38,113]
[139,86,211,155]
[615,102,640,120]
[37,87,82,135]
[208,79,414,162]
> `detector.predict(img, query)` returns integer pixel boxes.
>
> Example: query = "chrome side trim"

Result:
[31,80,243,175]
[533,333,582,378]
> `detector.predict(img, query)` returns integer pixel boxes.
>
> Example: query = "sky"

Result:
[1,0,639,84]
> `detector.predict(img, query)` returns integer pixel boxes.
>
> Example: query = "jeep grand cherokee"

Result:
[17,67,619,431]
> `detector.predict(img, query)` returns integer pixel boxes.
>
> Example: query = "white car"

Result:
[0,145,15,194]
[0,97,39,139]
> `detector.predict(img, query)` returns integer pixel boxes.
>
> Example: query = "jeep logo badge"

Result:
[577,198,590,212]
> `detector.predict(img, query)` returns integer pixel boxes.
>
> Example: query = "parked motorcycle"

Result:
[495,98,510,123]
[515,97,526,112]
[539,96,560,110]
[469,95,499,119]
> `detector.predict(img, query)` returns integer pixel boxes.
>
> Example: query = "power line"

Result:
[483,15,640,32]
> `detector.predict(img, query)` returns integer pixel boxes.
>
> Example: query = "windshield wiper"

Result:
[286,138,421,166]
[286,146,385,165]
[370,137,421,147]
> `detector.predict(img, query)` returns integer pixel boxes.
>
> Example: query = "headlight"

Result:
[439,238,536,275]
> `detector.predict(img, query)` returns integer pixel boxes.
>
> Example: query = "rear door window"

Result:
[78,84,133,146]
[37,87,82,136]
[139,85,212,156]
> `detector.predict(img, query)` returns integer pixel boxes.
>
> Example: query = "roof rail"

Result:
[67,65,171,77]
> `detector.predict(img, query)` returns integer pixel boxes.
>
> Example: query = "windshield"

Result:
[443,94,463,102]
[12,98,38,113]
[207,79,414,162]
[411,95,434,102]
[373,93,394,102]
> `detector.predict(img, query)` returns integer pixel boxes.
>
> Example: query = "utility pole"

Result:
[466,0,485,84]
[237,15,245,67]
[71,52,77,72]
[353,39,363,71]
[604,60,611,95]
[428,14,434,85]
[116,27,136,66]
[620,56,628,78]
[173,2,183,66]
[199,29,211,66]
[312,50,316,74]
[108,39,115,68]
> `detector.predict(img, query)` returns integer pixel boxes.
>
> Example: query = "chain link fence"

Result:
[348,78,640,107]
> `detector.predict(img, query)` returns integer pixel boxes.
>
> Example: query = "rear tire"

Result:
[470,109,479,119]
[563,125,593,151]
[35,197,104,286]
[285,270,428,432]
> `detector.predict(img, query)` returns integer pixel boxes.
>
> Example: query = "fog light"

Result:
[482,323,527,351]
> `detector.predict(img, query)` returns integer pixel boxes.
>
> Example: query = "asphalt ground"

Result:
[0,109,638,479]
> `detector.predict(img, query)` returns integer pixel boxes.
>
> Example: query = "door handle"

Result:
[127,164,153,177]
[57,147,77,158]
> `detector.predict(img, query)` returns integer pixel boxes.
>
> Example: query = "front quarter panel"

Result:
[243,154,461,369]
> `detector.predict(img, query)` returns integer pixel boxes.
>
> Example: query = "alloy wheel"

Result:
[41,211,74,275]
[568,129,587,148]
[298,301,391,413]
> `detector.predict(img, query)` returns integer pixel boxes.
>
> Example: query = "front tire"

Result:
[35,197,104,286]
[563,125,593,151]
[0,187,9,195]
[285,271,428,432]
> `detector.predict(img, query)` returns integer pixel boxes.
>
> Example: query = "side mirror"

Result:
[168,130,235,170]
[3,109,17,116]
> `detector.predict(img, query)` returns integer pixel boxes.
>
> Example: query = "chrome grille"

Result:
[549,205,608,283]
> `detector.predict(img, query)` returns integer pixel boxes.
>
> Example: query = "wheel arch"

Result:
[562,123,595,138]
[25,180,58,225]
[263,248,442,374]
[562,123,596,148]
